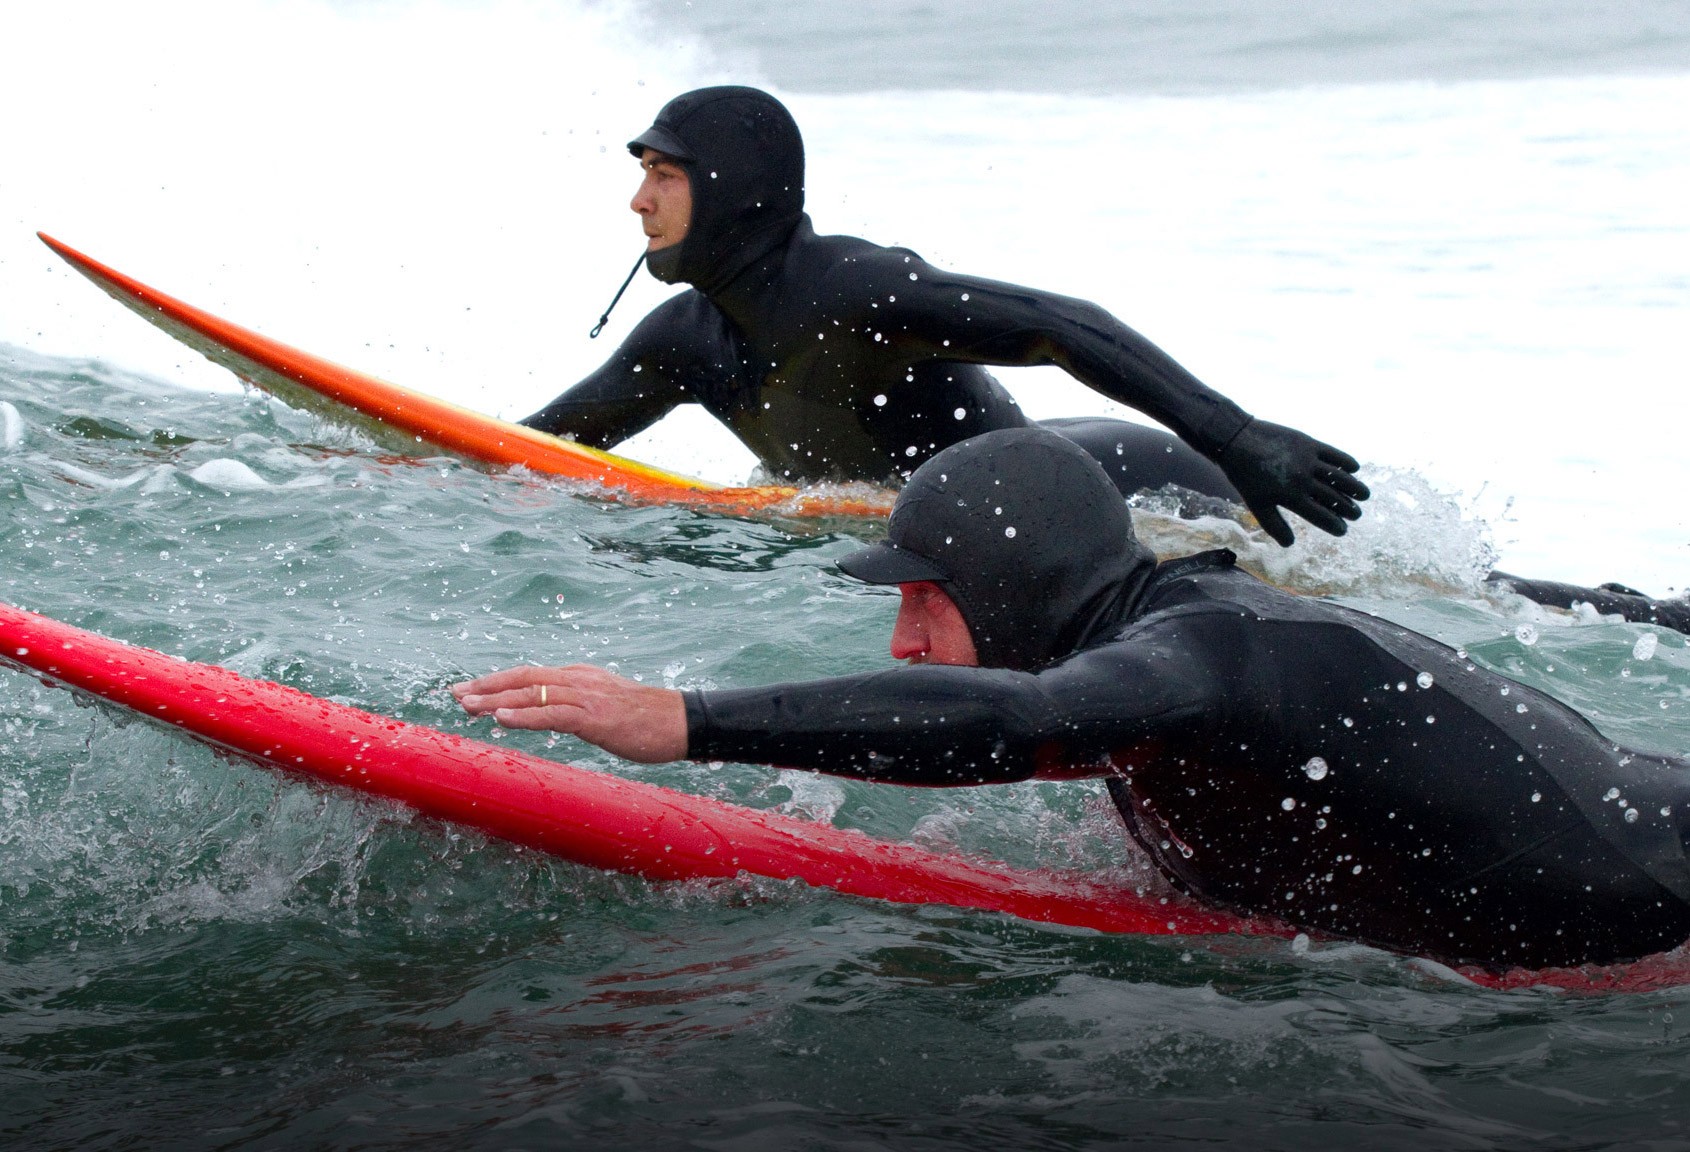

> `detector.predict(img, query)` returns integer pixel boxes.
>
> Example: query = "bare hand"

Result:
[452,664,687,763]
[1217,419,1369,546]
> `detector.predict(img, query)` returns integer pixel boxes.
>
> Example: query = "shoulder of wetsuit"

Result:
[803,235,936,298]
[617,287,738,362]
[1130,550,1247,614]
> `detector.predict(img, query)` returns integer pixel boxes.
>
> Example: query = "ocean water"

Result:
[5,1,1690,1147]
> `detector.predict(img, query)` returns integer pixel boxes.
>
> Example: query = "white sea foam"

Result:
[51,460,160,490]
[187,459,272,491]
[0,401,22,450]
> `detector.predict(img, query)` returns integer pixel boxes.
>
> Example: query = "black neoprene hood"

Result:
[839,428,1157,670]
[625,86,806,295]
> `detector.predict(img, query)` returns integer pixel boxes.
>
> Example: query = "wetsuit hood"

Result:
[627,86,806,296]
[839,427,1158,670]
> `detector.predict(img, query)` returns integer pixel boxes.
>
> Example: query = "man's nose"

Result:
[890,617,928,662]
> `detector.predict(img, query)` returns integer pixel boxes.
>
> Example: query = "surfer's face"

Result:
[891,582,979,667]
[632,149,692,252]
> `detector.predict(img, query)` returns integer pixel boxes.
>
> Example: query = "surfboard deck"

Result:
[0,598,1261,938]
[37,233,895,521]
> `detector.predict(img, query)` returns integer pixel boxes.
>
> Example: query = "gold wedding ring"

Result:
[539,683,548,706]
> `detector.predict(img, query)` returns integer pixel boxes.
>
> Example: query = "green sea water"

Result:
[6,346,1690,1149]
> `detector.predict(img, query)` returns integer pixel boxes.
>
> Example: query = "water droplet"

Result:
[873,394,887,407]
[954,407,967,420]
[1515,703,1528,713]
[1604,787,1621,801]
[1416,672,1434,689]
[1662,807,1673,817]
[1281,797,1296,811]
[1342,716,1353,728]
[1352,864,1363,875]
[1004,526,1016,538]
[1303,756,1329,781]
[1516,624,1539,646]
[1634,633,1659,661]
[960,292,970,301]
[1396,681,1408,692]
[1625,808,1640,823]
[1315,818,1328,830]
[1531,792,1542,802]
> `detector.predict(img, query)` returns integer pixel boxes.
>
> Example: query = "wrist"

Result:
[681,690,709,760]
[1197,405,1252,459]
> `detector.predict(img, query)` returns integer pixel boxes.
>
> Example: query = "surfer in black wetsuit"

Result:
[522,84,1367,547]
[457,427,1690,970]
[523,85,1690,632]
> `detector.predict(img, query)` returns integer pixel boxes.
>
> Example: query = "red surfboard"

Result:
[0,599,1261,938]
[37,233,895,521]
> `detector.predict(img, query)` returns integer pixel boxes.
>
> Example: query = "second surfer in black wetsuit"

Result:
[522,85,1368,547]
[456,427,1690,971]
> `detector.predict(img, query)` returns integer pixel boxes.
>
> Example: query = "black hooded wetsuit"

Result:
[683,430,1690,969]
[523,86,1365,543]
[527,87,1689,632]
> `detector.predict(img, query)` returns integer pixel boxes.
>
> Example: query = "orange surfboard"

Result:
[39,233,894,520]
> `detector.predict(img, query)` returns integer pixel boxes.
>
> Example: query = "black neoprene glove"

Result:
[1216,418,1369,546]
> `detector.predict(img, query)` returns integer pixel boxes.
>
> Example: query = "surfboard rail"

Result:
[37,233,895,520]
[0,599,1260,938]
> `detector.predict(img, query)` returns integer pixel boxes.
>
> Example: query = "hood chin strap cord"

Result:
[589,252,647,339]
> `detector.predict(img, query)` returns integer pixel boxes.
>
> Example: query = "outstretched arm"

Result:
[454,636,1214,785]
[863,258,1368,545]
[520,366,683,450]
[518,292,720,450]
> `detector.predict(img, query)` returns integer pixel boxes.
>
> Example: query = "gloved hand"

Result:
[1216,419,1369,546]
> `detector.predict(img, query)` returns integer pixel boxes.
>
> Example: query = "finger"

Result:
[1304,479,1363,521]
[1251,502,1296,547]
[1317,466,1370,502]
[460,684,560,715]
[493,706,580,732]
[1291,498,1349,538]
[1316,446,1362,474]
[451,665,546,697]
[1302,477,1364,520]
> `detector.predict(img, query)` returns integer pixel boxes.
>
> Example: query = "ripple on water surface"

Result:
[7,351,1690,1148]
